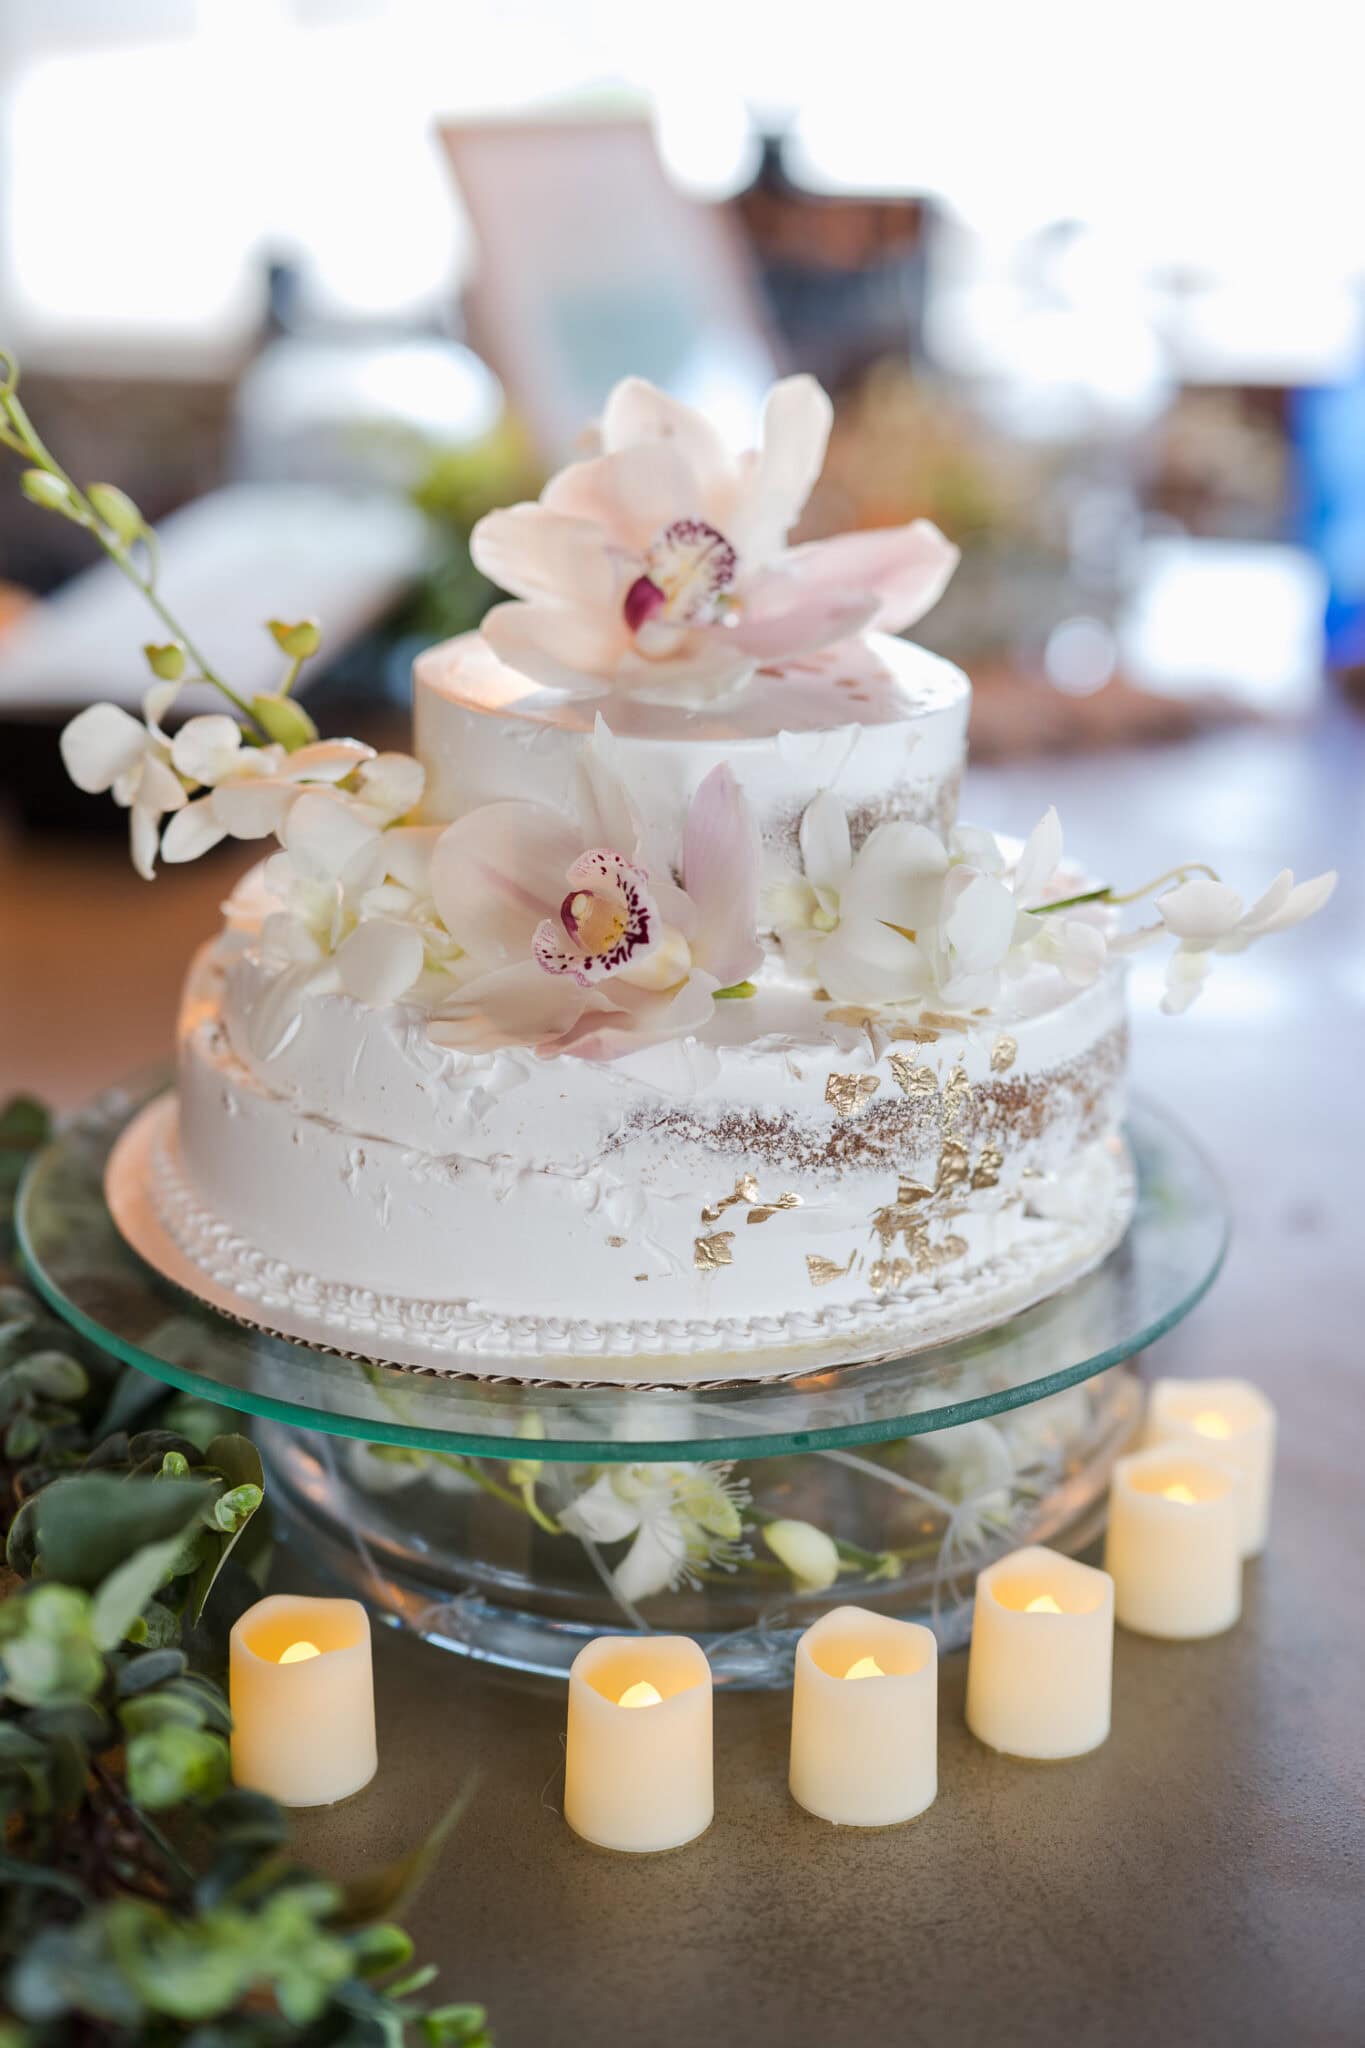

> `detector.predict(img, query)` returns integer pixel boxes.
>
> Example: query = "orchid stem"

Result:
[0,363,259,728]
[1038,862,1221,916]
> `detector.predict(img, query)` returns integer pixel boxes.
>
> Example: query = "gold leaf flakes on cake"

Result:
[826,1072,880,1117]
[971,1147,1004,1190]
[870,1256,915,1294]
[825,1005,878,1030]
[941,1064,972,1133]
[991,1035,1019,1074]
[700,1173,760,1223]
[937,1137,971,1191]
[806,1250,856,1288]
[607,1235,626,1248]
[694,1232,735,1272]
[920,1011,973,1033]
[747,1192,802,1224]
[896,1175,935,1205]
[890,1024,940,1043]
[887,1052,937,1097]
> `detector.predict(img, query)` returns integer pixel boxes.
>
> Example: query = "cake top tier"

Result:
[414,628,970,879]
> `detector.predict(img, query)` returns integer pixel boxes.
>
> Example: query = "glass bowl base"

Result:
[257,1361,1141,1686]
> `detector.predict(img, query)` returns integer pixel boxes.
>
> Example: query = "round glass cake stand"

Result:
[18,1073,1228,1685]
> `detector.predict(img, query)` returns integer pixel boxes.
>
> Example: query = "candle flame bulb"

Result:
[843,1654,885,1681]
[1024,1594,1064,1614]
[618,1680,663,1709]
[278,1640,321,1664]
[1191,1410,1232,1439]
[1163,1483,1199,1504]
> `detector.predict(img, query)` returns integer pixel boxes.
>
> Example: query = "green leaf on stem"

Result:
[329,1782,476,1928]
[90,1532,189,1651]
[35,1474,214,1588]
[125,1724,230,1809]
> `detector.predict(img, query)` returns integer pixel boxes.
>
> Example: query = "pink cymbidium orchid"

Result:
[471,375,959,702]
[427,731,762,1061]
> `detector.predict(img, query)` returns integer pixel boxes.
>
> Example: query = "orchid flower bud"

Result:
[87,482,144,545]
[143,641,186,682]
[763,1518,841,1590]
[268,617,322,659]
[250,693,319,751]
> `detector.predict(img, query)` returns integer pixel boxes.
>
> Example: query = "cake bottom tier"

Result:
[142,1083,1134,1378]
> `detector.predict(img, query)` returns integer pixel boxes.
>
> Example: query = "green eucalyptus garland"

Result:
[0,1100,489,2047]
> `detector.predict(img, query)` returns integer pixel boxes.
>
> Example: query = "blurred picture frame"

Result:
[437,114,779,459]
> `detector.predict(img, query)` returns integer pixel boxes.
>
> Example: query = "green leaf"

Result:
[422,2004,492,2046]
[5,1492,40,1576]
[0,1096,49,1149]
[115,1646,188,1697]
[142,639,186,681]
[204,1786,288,1852]
[8,1919,144,2026]
[330,1782,476,1929]
[0,1584,103,1705]
[349,1922,415,1979]
[267,616,322,659]
[250,691,319,750]
[35,1473,214,1587]
[713,979,757,1000]
[126,1724,229,1809]
[0,1850,89,1904]
[191,1436,266,1623]
[12,1348,88,1401]
[103,1898,249,2023]
[87,481,144,543]
[90,1531,188,1650]
[118,1689,208,1737]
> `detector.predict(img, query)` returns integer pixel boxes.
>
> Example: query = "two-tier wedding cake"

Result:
[73,374,1330,1381]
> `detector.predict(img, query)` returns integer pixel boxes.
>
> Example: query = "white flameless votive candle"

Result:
[789,1606,938,1826]
[564,1636,712,1853]
[229,1595,376,1807]
[1145,1376,1276,1556]
[966,1547,1114,1759]
[1104,1446,1241,1639]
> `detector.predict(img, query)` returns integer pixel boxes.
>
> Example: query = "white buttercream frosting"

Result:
[168,872,1132,1368]
[413,629,969,883]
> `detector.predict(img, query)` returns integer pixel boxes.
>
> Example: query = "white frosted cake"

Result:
[161,610,1131,1369]
[76,372,1330,1382]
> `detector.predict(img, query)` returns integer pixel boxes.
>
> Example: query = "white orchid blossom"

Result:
[427,721,762,1062]
[559,1462,748,1603]
[771,793,1029,1011]
[777,789,1335,1023]
[1149,868,1337,1014]
[244,801,445,1059]
[160,732,410,863]
[59,688,190,880]
[770,792,948,1005]
[471,374,959,702]
[998,808,1111,991]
